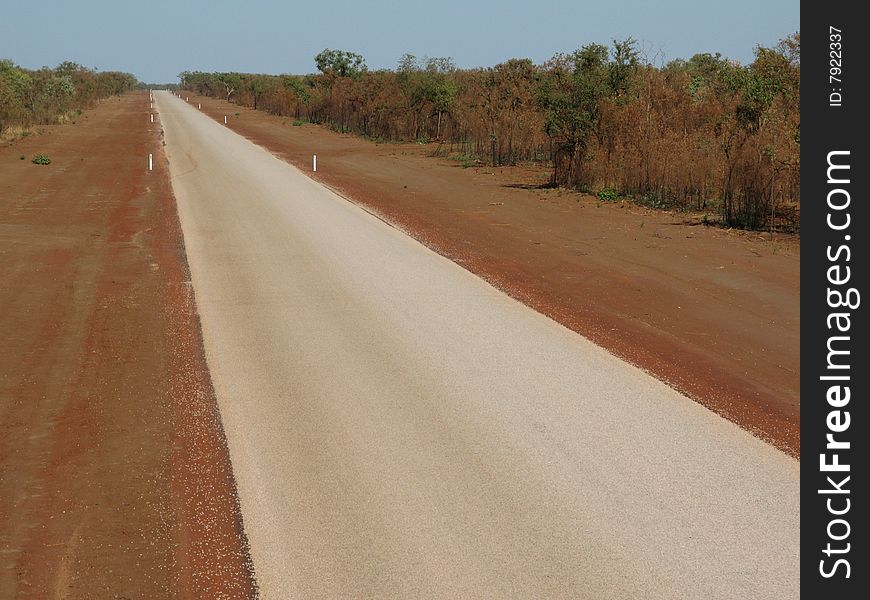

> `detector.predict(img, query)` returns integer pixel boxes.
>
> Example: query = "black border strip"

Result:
[802,2,867,595]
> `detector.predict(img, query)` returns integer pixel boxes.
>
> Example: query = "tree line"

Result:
[1,60,137,137]
[180,35,799,230]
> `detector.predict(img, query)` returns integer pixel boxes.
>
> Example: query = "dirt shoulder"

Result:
[0,93,255,598]
[191,94,800,457]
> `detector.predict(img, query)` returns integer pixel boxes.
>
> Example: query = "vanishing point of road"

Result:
[156,91,799,599]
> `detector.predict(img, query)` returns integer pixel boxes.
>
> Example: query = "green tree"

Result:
[608,38,640,101]
[420,57,457,140]
[395,55,457,140]
[537,44,609,186]
[0,60,33,133]
[218,72,242,101]
[45,75,76,112]
[314,49,367,78]
[242,74,266,110]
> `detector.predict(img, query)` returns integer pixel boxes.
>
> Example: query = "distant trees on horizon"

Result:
[178,33,798,230]
[0,60,137,138]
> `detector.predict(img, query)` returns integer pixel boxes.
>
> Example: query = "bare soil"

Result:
[0,93,255,598]
[193,94,800,457]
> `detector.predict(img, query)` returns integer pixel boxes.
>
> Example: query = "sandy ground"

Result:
[186,94,801,457]
[0,93,255,598]
[158,90,799,599]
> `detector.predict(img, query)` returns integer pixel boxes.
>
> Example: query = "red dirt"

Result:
[0,93,256,598]
[194,94,800,458]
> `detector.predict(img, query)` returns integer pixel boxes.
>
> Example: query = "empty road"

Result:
[155,91,799,599]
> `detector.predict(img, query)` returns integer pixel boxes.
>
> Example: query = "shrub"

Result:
[292,120,305,126]
[19,155,25,160]
[636,192,667,210]
[450,153,475,168]
[32,153,51,165]
[597,187,618,201]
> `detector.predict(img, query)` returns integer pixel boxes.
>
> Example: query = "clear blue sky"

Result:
[1,0,798,83]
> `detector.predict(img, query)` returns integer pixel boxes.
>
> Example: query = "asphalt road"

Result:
[156,91,799,599]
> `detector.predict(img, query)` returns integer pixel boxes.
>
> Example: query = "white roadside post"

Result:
[313,155,317,172]
[198,103,201,109]
[224,115,228,124]
[150,113,154,123]
[149,153,153,171]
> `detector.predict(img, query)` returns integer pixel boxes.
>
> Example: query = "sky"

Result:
[1,0,799,83]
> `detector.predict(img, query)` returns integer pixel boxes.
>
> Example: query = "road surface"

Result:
[155,91,799,599]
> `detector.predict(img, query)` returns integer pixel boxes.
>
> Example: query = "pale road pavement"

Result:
[155,91,799,599]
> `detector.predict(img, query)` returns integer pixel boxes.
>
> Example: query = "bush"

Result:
[597,187,618,201]
[32,153,51,165]
[19,155,25,160]
[636,192,667,210]
[292,120,305,126]
[450,153,475,168]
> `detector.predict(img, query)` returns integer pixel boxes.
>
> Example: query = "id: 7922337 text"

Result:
[830,26,843,107]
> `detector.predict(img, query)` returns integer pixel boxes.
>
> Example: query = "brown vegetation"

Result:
[180,34,799,230]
